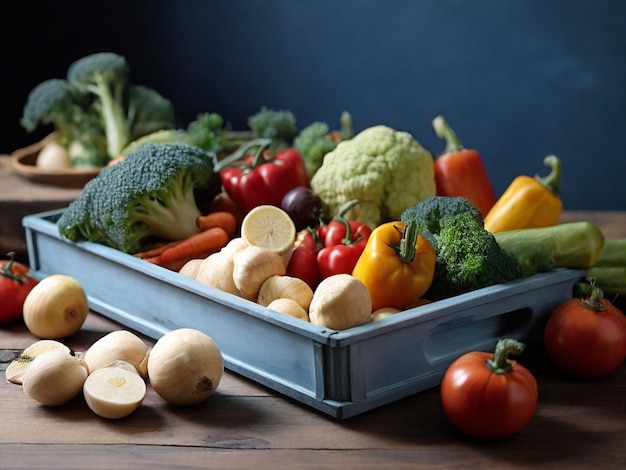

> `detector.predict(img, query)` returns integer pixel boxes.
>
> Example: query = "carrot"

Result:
[134,239,184,259]
[159,226,230,266]
[196,211,238,238]
[210,192,245,226]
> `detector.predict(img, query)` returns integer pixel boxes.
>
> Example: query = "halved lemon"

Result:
[241,205,296,256]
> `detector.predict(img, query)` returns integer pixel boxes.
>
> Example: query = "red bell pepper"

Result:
[432,116,497,217]
[286,229,322,290]
[215,138,309,214]
[316,200,372,279]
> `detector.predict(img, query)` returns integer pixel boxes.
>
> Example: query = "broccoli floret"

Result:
[67,52,132,158]
[127,84,177,138]
[21,78,79,133]
[57,143,220,254]
[426,212,521,300]
[294,111,354,178]
[248,106,298,150]
[293,122,336,177]
[401,196,483,236]
[20,78,108,166]
[120,112,240,156]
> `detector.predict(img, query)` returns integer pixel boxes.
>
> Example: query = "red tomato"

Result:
[440,339,538,439]
[286,230,322,290]
[544,287,626,378]
[0,254,39,323]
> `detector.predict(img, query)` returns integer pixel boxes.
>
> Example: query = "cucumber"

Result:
[493,221,605,277]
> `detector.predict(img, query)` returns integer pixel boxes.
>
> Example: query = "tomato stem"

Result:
[334,199,361,246]
[486,338,526,374]
[1,252,29,284]
[579,279,609,312]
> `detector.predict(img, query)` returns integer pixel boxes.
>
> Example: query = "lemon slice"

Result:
[241,205,296,256]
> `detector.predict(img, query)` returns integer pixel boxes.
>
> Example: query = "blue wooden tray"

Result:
[23,209,583,419]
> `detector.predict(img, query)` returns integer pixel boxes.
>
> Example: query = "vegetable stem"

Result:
[579,280,609,312]
[1,252,27,283]
[335,199,361,245]
[396,222,418,263]
[535,155,562,196]
[486,338,526,374]
[432,115,464,153]
[213,138,272,172]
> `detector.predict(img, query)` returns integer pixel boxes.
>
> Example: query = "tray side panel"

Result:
[24,217,328,407]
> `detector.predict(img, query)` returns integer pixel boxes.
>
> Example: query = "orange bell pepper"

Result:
[483,155,563,233]
[352,221,436,311]
[432,115,497,218]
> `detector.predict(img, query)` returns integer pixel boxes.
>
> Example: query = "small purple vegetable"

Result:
[280,187,323,231]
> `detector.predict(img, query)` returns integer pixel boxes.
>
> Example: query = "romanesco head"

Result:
[310,125,435,228]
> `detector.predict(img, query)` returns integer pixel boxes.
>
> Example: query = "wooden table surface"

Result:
[1,211,625,469]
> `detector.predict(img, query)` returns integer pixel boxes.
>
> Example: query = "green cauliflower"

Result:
[310,125,436,228]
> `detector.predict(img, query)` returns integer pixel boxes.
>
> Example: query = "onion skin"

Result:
[22,274,89,339]
[280,187,323,231]
[147,328,224,406]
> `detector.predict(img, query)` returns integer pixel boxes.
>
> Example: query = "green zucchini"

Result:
[493,221,606,277]
[586,266,626,295]
[593,238,626,267]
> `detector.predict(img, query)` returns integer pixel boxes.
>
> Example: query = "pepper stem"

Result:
[432,115,464,153]
[396,222,418,263]
[485,338,526,374]
[213,138,273,172]
[535,155,562,196]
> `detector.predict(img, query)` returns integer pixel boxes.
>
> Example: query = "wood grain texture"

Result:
[0,211,625,469]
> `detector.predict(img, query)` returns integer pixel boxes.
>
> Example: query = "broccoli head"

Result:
[67,52,132,158]
[401,196,483,236]
[248,106,298,150]
[20,78,108,166]
[426,212,521,300]
[127,84,177,138]
[120,112,236,156]
[294,111,354,178]
[57,143,220,254]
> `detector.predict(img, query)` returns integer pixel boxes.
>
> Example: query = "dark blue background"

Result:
[2,0,625,210]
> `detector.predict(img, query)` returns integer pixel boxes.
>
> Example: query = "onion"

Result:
[22,274,89,339]
[280,187,323,231]
[147,328,223,405]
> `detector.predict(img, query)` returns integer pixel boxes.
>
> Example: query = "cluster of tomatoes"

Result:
[441,283,626,439]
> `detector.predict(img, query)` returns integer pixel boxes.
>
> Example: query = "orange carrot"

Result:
[134,239,184,259]
[196,211,238,238]
[158,226,230,266]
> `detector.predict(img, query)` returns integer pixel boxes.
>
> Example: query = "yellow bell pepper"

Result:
[352,221,436,311]
[484,155,563,233]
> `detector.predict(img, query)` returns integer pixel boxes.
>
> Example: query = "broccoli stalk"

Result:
[57,143,220,254]
[67,52,132,158]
